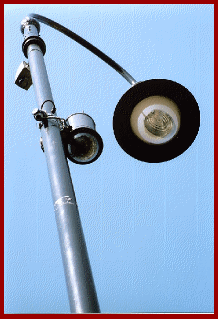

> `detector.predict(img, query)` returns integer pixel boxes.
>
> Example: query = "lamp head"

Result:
[113,79,200,163]
[64,113,103,165]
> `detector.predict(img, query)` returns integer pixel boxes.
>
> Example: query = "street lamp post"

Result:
[19,17,100,313]
[16,13,200,314]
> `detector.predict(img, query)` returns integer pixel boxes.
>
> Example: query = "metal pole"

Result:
[21,18,100,314]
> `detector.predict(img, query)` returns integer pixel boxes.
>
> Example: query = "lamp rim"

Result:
[63,127,103,165]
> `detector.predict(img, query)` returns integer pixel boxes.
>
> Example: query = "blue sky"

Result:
[4,4,214,314]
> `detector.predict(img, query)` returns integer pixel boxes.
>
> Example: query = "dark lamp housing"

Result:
[113,79,200,163]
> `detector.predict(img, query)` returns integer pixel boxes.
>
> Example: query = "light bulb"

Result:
[144,110,174,137]
[130,95,180,145]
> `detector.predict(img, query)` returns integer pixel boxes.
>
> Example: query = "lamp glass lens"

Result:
[68,132,99,163]
[144,110,174,137]
[130,96,180,145]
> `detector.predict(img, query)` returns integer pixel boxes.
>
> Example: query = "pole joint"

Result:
[21,16,40,34]
[21,17,46,58]
[22,36,46,58]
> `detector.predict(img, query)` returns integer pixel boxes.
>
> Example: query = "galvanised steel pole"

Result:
[21,17,100,314]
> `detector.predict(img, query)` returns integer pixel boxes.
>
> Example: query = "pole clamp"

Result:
[22,36,46,58]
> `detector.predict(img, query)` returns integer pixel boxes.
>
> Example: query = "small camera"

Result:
[15,61,32,90]
[32,108,48,121]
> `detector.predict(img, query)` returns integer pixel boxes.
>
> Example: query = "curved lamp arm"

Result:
[28,13,137,86]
